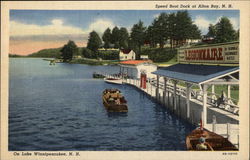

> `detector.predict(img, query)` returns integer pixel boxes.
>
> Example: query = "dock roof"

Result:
[152,64,239,84]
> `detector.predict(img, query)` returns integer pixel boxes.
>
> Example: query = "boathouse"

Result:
[152,41,239,128]
[119,49,136,61]
[119,60,157,88]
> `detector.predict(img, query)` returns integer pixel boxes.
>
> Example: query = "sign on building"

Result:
[178,41,239,64]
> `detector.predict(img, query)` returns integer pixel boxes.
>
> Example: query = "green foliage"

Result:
[235,29,239,41]
[98,50,119,60]
[61,40,78,62]
[190,24,201,39]
[28,48,62,58]
[9,54,25,57]
[214,17,237,43]
[206,24,217,38]
[118,27,129,49]
[70,58,104,65]
[106,26,129,49]
[111,26,120,48]
[130,20,146,57]
[82,48,95,58]
[141,48,177,62]
[70,58,119,65]
[173,11,201,46]
[145,11,201,48]
[146,13,168,48]
[205,17,238,43]
[87,31,102,52]
[102,28,112,49]
[82,47,119,60]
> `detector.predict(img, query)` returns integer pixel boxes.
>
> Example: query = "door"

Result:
[140,73,147,89]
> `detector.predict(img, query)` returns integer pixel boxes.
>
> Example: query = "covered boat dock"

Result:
[152,63,239,128]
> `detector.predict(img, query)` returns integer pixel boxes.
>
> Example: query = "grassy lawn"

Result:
[155,55,178,66]
[70,58,119,65]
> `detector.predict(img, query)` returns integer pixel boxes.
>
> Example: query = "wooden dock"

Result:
[99,73,239,148]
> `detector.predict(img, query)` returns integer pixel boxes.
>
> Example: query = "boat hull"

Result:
[186,128,238,151]
[102,89,128,112]
[93,73,105,78]
[104,78,123,84]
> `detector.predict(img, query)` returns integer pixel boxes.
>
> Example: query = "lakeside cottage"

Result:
[119,49,136,61]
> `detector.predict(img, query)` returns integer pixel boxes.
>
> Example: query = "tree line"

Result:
[205,17,239,43]
[61,11,238,62]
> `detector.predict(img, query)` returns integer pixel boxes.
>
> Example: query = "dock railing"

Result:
[149,79,239,115]
[99,73,239,148]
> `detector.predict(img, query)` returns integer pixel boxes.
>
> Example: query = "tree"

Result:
[214,17,237,43]
[206,24,216,38]
[145,24,157,48]
[61,40,78,62]
[168,13,177,48]
[153,13,169,48]
[102,28,112,49]
[190,24,201,39]
[130,20,146,58]
[87,31,102,53]
[82,48,94,58]
[174,11,194,46]
[111,26,120,48]
[235,29,239,41]
[145,13,170,48]
[118,27,129,49]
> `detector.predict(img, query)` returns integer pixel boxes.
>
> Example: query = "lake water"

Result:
[9,58,195,151]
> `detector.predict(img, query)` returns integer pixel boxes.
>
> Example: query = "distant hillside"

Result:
[9,54,26,57]
[28,48,62,58]
[28,47,85,58]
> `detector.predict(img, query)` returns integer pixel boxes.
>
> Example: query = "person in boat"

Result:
[196,137,213,151]
[115,98,121,105]
[196,137,208,150]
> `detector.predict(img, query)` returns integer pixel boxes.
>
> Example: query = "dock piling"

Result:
[212,115,217,132]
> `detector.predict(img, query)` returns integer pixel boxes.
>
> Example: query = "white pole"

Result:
[212,115,216,132]
[212,85,215,94]
[202,84,208,128]
[146,79,149,93]
[227,123,231,141]
[186,83,191,119]
[174,80,177,110]
[164,78,167,105]
[156,75,159,99]
[151,80,153,96]
[227,85,231,99]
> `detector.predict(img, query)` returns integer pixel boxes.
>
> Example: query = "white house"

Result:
[119,60,157,79]
[119,49,136,61]
[140,55,149,60]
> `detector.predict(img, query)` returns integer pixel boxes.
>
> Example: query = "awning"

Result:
[152,64,239,85]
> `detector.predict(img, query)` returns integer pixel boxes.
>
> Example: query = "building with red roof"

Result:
[119,60,157,79]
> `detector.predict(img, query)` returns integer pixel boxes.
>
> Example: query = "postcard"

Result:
[1,1,249,160]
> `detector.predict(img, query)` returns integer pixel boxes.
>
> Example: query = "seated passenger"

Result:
[115,99,121,105]
[196,137,208,150]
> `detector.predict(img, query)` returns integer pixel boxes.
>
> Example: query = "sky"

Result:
[9,10,239,55]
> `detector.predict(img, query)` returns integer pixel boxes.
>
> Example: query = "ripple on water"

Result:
[9,59,195,151]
